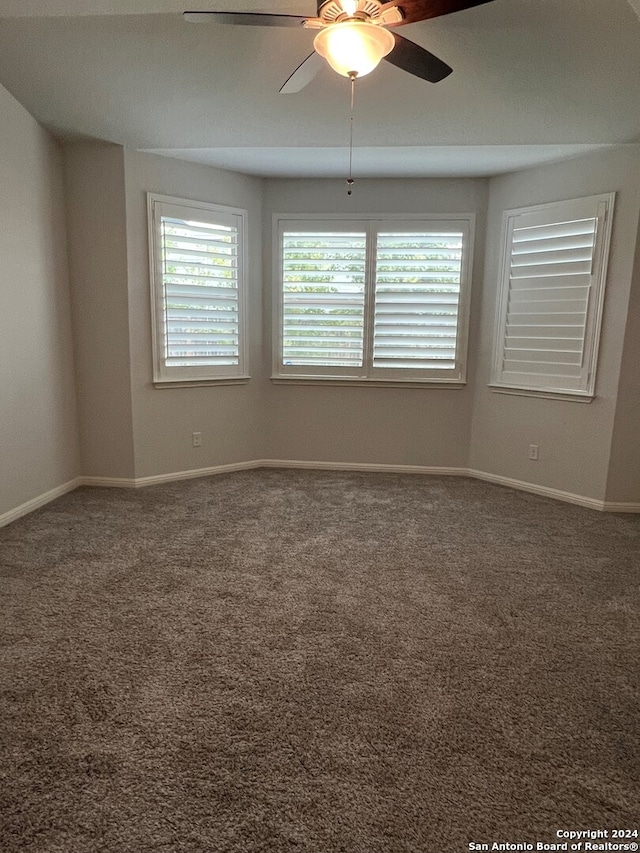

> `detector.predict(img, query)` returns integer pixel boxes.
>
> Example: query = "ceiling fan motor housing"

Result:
[317,0,389,24]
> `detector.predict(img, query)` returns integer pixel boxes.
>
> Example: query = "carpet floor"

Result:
[0,469,638,853]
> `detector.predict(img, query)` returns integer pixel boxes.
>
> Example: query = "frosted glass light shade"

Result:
[314,21,395,78]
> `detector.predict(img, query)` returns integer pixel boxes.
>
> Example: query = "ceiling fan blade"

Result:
[280,52,325,94]
[384,33,452,82]
[381,0,494,26]
[183,12,307,27]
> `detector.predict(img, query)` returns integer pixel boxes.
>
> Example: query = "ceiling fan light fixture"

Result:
[313,20,395,78]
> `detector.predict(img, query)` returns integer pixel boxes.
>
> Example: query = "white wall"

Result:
[0,83,79,518]
[63,143,135,479]
[469,145,640,502]
[262,177,488,467]
[123,150,265,479]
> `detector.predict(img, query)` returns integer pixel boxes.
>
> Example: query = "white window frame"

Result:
[490,193,615,401]
[272,213,475,386]
[148,193,249,386]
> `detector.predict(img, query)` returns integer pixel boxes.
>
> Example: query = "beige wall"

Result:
[3,115,638,516]
[606,211,640,503]
[262,177,488,467]
[123,151,265,479]
[469,145,640,502]
[63,143,135,479]
[0,83,79,518]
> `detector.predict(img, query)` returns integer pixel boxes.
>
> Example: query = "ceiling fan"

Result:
[184,0,495,92]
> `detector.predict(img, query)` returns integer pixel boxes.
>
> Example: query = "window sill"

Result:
[488,384,594,403]
[153,376,250,389]
[272,376,466,389]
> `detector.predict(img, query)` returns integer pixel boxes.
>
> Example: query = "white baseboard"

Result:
[263,462,640,512]
[259,459,468,477]
[467,468,607,511]
[81,460,261,490]
[81,460,467,489]
[81,476,138,488]
[133,460,260,487]
[3,463,639,526]
[600,501,640,513]
[0,478,82,528]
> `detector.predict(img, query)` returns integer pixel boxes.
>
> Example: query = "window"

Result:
[491,193,615,399]
[273,215,474,384]
[148,194,248,385]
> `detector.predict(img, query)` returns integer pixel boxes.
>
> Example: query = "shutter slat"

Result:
[511,246,594,266]
[163,234,236,249]
[506,311,587,326]
[505,336,583,352]
[284,283,364,291]
[284,345,363,353]
[284,323,362,332]
[164,268,236,281]
[511,234,596,256]
[507,297,588,314]
[513,218,596,243]
[165,284,237,299]
[163,221,235,239]
[167,308,238,319]
[374,346,456,356]
[375,309,458,319]
[378,337,458,346]
[377,277,461,285]
[166,299,238,310]
[374,323,457,334]
[502,360,582,378]
[284,298,364,309]
[375,294,460,306]
[169,342,238,358]
[510,259,593,278]
[167,321,238,332]
[166,357,238,366]
[285,332,362,341]
[509,276,591,293]
[166,245,235,258]
[504,347,582,365]
[284,235,365,246]
[376,259,462,270]
[374,358,456,368]
[287,360,361,367]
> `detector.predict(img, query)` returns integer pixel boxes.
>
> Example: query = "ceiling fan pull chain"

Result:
[347,71,357,196]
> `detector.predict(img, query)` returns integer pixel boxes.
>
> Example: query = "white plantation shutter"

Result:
[281,231,366,372]
[501,218,595,383]
[373,231,463,373]
[149,195,247,383]
[492,194,614,397]
[161,218,239,367]
[275,217,473,382]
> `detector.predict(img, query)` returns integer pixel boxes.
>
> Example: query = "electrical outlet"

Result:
[192,431,202,448]
[528,444,539,461]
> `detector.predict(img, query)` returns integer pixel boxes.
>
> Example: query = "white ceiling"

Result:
[144,144,614,179]
[0,0,638,178]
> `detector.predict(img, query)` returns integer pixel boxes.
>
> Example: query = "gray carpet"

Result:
[0,469,638,853]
